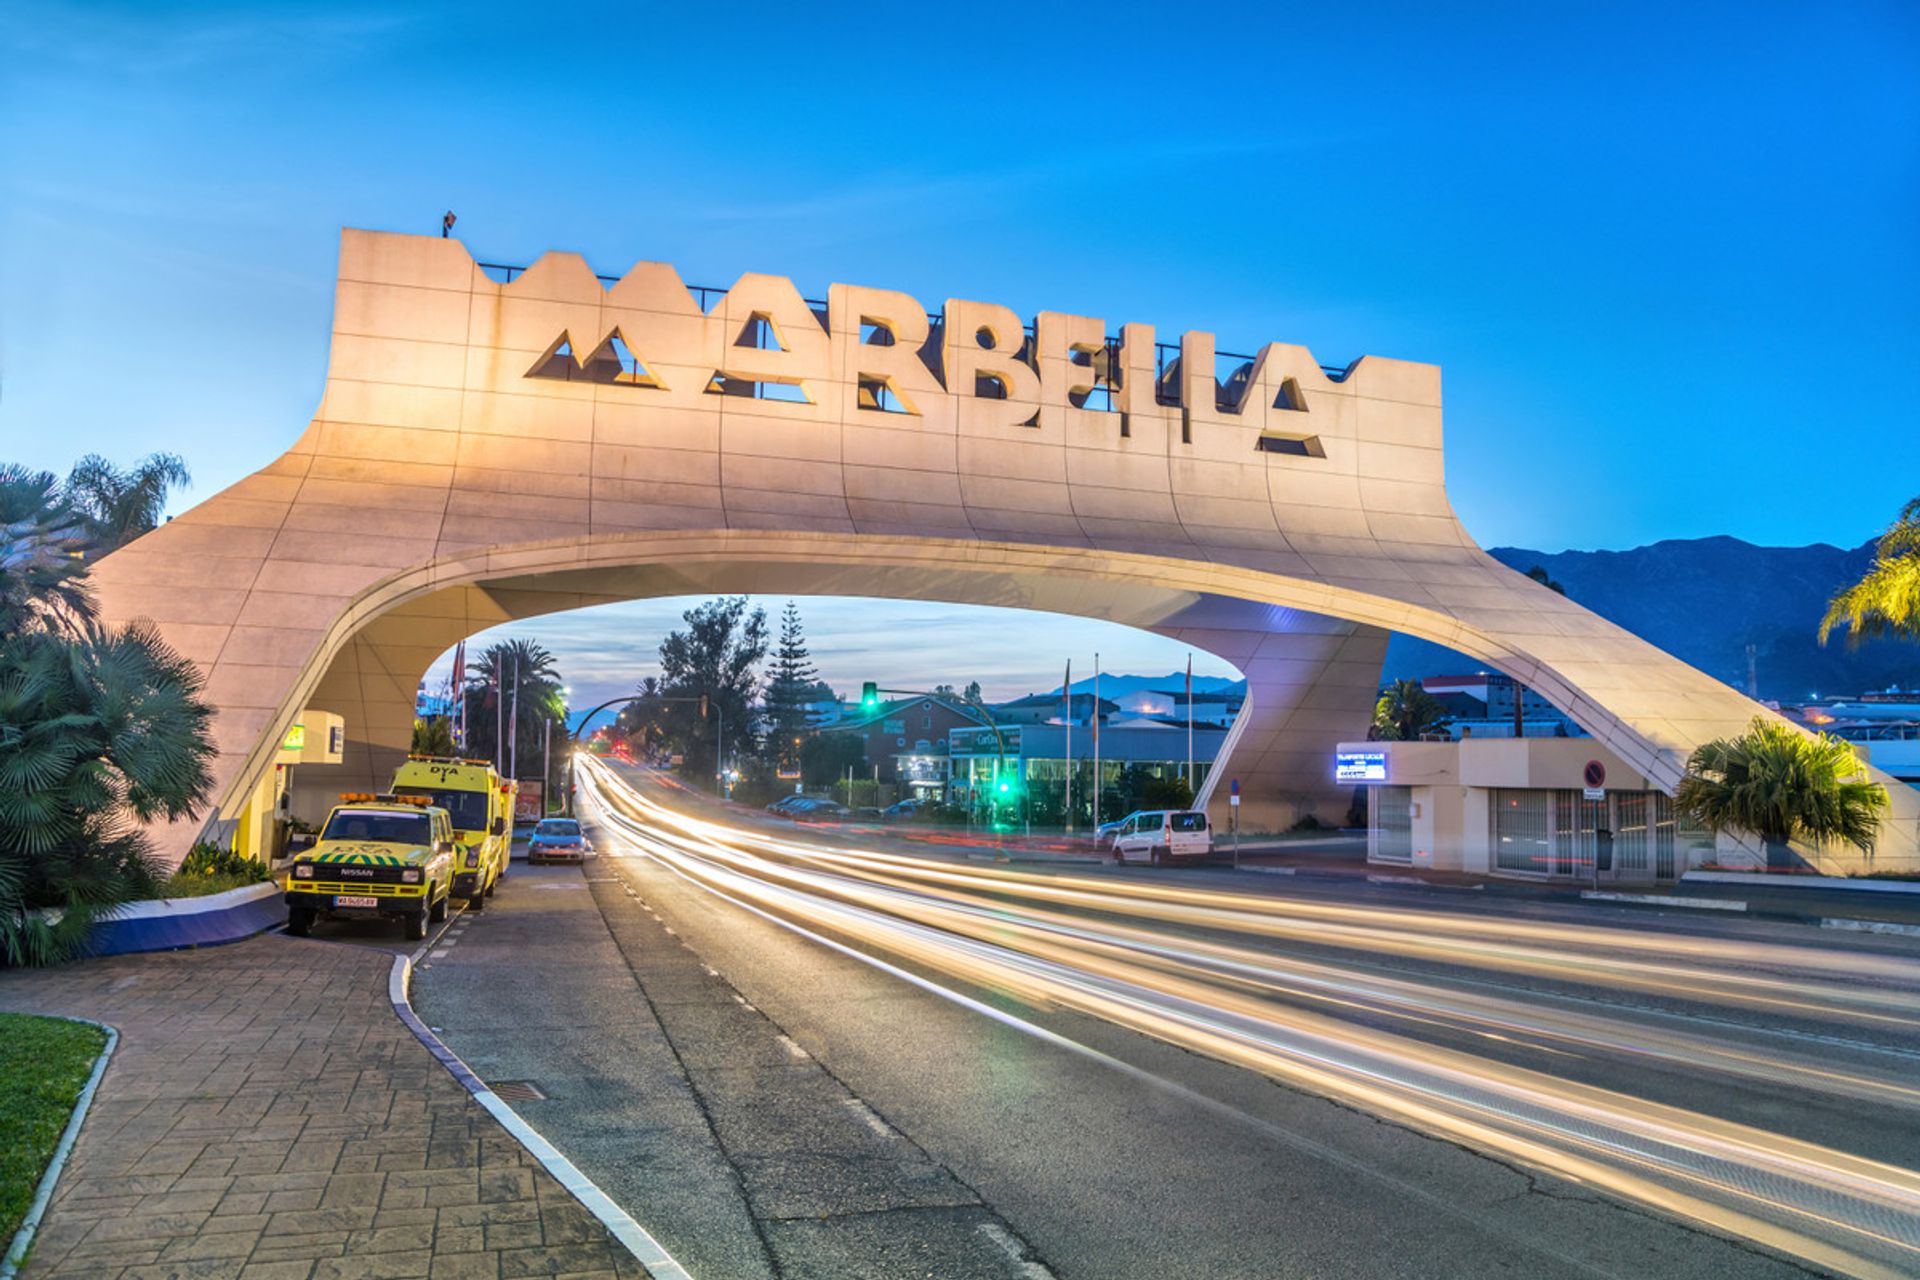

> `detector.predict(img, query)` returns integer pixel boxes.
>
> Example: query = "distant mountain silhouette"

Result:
[1385,537,1920,702]
[1046,671,1244,700]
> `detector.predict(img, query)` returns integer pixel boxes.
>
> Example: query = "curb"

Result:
[1683,870,1920,895]
[1821,917,1920,938]
[1579,891,1748,912]
[385,956,693,1280]
[1367,873,1484,891]
[2,1017,118,1280]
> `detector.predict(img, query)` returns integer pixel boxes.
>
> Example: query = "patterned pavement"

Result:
[0,935,650,1280]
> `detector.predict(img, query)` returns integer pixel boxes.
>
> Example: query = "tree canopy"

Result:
[1820,497,1920,649]
[1674,716,1888,871]
[1371,678,1452,741]
[657,597,768,782]
[63,453,191,555]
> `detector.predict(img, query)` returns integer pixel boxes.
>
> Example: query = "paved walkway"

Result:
[0,934,650,1280]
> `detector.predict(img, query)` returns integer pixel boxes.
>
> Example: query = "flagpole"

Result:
[1063,659,1073,834]
[1092,653,1101,833]
[1186,652,1195,796]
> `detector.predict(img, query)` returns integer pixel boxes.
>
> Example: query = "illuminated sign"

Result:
[282,724,306,752]
[1335,750,1388,783]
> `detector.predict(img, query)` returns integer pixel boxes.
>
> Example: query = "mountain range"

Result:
[1386,537,1920,702]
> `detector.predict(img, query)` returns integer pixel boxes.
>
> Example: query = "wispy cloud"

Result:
[4,4,422,75]
[423,595,1244,715]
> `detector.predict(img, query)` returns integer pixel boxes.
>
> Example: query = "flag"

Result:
[450,640,466,749]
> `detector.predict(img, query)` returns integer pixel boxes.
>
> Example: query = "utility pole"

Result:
[1746,643,1759,698]
[542,716,552,813]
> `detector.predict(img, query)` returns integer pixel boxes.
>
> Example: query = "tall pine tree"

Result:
[763,601,819,770]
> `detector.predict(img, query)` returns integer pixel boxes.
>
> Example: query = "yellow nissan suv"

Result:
[285,794,457,941]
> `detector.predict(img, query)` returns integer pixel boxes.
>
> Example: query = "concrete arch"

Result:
[87,229,1920,867]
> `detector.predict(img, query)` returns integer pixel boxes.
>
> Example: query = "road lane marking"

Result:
[775,1034,810,1060]
[978,1221,1057,1278]
[841,1098,895,1140]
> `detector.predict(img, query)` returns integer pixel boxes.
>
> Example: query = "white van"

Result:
[1101,810,1211,864]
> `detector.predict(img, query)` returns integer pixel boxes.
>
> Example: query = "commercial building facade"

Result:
[1346,738,1714,882]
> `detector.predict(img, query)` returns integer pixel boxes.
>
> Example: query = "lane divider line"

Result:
[386,956,693,1280]
[620,846,1584,1280]
[2,1017,118,1280]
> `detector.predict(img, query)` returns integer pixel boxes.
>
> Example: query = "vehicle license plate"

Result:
[334,895,379,908]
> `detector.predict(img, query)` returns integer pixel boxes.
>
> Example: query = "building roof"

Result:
[992,692,1120,713]
[823,694,991,733]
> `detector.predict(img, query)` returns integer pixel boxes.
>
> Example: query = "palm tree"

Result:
[0,465,93,636]
[1820,497,1920,648]
[460,638,568,774]
[63,453,192,555]
[1674,716,1888,873]
[0,623,216,964]
[1371,678,1452,741]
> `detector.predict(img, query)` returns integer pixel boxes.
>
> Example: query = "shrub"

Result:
[175,842,267,881]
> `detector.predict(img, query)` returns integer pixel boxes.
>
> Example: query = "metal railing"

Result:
[477,261,1354,389]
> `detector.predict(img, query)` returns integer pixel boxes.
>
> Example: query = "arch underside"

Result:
[215,527,1916,872]
[285,534,1392,832]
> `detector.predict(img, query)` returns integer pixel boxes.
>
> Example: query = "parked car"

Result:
[1099,810,1212,865]
[881,798,929,820]
[767,795,812,815]
[528,817,593,865]
[790,798,851,822]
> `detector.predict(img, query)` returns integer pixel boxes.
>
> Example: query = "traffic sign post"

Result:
[1229,778,1241,868]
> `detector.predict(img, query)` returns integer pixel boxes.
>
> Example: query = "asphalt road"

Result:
[405,769,1920,1279]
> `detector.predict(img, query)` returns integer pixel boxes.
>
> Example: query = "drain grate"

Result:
[487,1079,547,1102]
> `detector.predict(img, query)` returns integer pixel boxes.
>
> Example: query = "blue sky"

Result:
[4,1,1916,708]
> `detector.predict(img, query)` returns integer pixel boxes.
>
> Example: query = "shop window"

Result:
[1615,792,1649,875]
[1371,786,1413,864]
[1492,789,1552,874]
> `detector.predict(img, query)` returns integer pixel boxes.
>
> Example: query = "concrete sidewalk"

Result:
[0,935,649,1280]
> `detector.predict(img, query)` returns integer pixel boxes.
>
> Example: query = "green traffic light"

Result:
[861,680,878,709]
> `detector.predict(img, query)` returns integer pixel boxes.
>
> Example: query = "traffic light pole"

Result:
[572,692,731,798]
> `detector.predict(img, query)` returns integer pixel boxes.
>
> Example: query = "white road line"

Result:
[775,1034,810,1060]
[841,1098,896,1140]
[390,958,693,1280]
[977,1222,1057,1279]
[430,948,452,959]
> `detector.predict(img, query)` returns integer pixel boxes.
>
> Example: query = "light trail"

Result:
[576,756,1920,1278]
